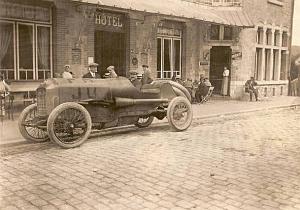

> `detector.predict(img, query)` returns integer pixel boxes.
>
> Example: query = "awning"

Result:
[72,0,254,27]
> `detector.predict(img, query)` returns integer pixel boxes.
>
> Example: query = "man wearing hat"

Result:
[106,66,118,78]
[83,63,101,78]
[129,71,142,89]
[62,65,73,79]
[141,64,153,85]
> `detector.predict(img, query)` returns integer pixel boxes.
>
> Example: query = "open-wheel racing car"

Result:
[18,77,193,148]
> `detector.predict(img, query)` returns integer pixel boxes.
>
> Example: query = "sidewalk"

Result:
[1,96,300,145]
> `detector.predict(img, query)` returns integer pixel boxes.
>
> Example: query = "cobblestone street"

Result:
[0,108,300,210]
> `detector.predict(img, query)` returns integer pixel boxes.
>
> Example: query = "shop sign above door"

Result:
[95,12,125,32]
[0,2,51,23]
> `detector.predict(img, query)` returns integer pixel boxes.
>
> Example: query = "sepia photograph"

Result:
[0,0,300,209]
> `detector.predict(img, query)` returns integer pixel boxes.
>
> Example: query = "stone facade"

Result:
[0,0,294,99]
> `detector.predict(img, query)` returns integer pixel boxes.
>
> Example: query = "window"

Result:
[255,48,262,80]
[266,29,272,45]
[210,25,233,41]
[256,27,263,44]
[0,20,52,81]
[18,23,34,80]
[37,26,51,80]
[0,21,14,80]
[282,32,288,47]
[274,30,280,46]
[157,37,182,79]
[210,24,220,40]
[223,26,233,40]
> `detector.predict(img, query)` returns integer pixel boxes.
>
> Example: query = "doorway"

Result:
[95,31,126,77]
[209,46,232,94]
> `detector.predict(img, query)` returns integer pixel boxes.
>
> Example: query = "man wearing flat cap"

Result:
[106,66,118,78]
[83,62,101,78]
[142,64,153,85]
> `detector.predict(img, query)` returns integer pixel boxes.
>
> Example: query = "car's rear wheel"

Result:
[18,104,49,142]
[135,116,154,128]
[167,96,193,131]
[47,102,92,148]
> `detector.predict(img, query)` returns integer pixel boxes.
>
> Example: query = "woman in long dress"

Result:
[221,67,229,96]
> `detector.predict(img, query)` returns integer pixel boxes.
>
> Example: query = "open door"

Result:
[209,46,232,94]
[95,31,126,77]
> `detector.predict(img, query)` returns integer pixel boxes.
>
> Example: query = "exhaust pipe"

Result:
[115,97,169,107]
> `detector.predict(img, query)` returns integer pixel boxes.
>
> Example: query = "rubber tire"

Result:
[135,116,154,128]
[167,96,193,131]
[18,104,49,142]
[154,80,192,102]
[47,102,92,148]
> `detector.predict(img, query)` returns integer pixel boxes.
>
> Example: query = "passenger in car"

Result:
[62,65,73,79]
[129,71,142,90]
[106,66,118,78]
[141,64,153,85]
[83,63,101,78]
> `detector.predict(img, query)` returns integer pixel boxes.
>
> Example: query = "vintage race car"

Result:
[18,77,193,148]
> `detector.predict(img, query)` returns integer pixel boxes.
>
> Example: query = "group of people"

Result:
[62,63,153,87]
[62,63,118,79]
[60,63,259,102]
[172,75,212,103]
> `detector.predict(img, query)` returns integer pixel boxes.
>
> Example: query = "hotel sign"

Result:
[95,12,125,32]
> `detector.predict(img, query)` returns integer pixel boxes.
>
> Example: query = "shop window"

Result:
[0,21,14,80]
[37,26,51,80]
[223,26,233,40]
[210,24,220,40]
[157,37,181,79]
[157,38,162,78]
[173,39,181,77]
[18,24,34,80]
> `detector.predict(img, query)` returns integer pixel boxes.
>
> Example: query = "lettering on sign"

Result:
[157,27,182,37]
[232,51,242,60]
[0,2,51,22]
[95,13,123,28]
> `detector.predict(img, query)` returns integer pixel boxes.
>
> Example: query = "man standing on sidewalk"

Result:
[245,77,258,101]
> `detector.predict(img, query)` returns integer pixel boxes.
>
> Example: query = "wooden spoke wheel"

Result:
[47,102,92,148]
[18,104,49,142]
[167,97,193,131]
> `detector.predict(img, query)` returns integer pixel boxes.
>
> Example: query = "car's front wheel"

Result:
[167,96,193,131]
[47,102,92,148]
[18,104,49,142]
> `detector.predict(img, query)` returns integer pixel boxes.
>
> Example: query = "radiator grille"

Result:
[36,88,47,116]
